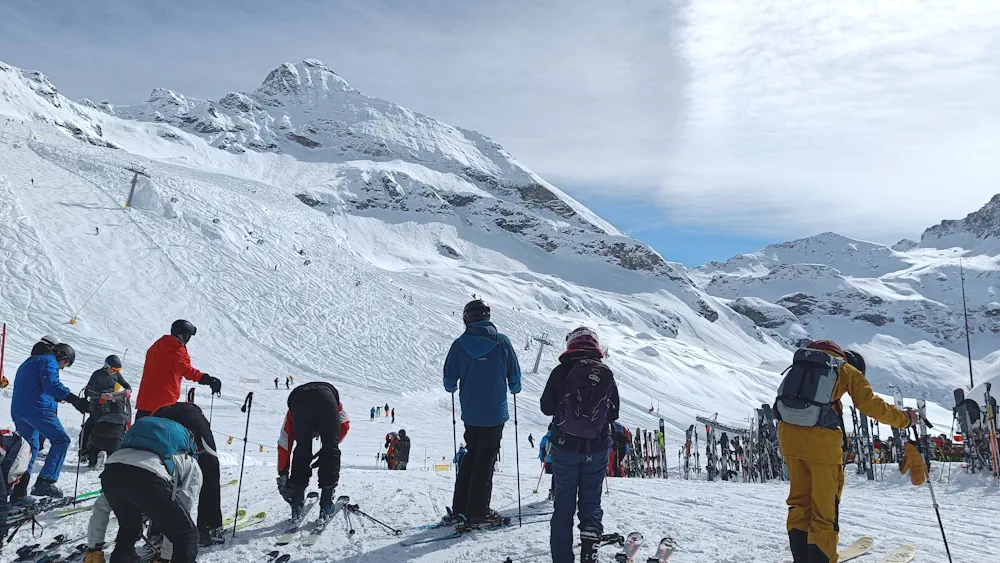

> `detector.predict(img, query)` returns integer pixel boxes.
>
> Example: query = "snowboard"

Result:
[615,532,644,563]
[646,536,676,562]
[878,544,915,563]
[838,536,874,561]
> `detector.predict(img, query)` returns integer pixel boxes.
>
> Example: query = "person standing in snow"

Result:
[135,320,221,420]
[10,337,89,499]
[274,377,279,389]
[395,430,410,470]
[0,429,31,540]
[285,377,290,389]
[370,406,376,421]
[384,402,390,417]
[538,431,554,500]
[443,299,522,526]
[377,406,381,417]
[81,355,131,468]
[540,327,619,563]
[98,416,202,563]
[775,341,916,563]
[391,408,395,424]
[276,382,350,521]
[528,433,534,449]
[383,432,399,470]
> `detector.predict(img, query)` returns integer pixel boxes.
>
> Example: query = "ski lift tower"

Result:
[124,164,149,208]
[530,333,553,374]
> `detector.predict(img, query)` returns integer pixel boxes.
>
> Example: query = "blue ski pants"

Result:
[550,445,608,563]
[14,413,70,482]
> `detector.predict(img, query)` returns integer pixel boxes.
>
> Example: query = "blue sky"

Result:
[1,0,998,264]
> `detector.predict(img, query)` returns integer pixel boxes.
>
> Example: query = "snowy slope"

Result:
[1,57,996,563]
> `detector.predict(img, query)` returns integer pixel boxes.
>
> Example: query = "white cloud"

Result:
[664,0,1000,241]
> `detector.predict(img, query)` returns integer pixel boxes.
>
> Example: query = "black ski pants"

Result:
[101,463,198,563]
[87,422,125,466]
[289,385,341,490]
[452,423,503,519]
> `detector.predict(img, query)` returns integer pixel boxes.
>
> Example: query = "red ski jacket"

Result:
[277,402,350,474]
[135,335,204,413]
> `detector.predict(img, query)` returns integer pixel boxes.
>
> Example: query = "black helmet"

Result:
[171,319,197,343]
[462,299,490,325]
[53,343,75,368]
[844,350,866,375]
[104,355,122,370]
[398,429,406,438]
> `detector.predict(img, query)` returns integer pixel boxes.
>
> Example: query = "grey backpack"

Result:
[774,348,843,430]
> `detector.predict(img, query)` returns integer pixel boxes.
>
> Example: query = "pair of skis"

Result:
[615,532,675,562]
[839,536,915,563]
[275,495,349,547]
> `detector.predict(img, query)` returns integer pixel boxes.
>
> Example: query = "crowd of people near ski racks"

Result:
[0,298,981,563]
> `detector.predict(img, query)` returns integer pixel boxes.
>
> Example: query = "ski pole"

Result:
[347,504,402,535]
[73,412,85,504]
[451,392,458,463]
[209,393,215,425]
[533,464,545,494]
[232,392,254,538]
[914,407,953,563]
[512,392,522,527]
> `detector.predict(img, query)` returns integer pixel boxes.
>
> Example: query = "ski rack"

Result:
[696,416,749,436]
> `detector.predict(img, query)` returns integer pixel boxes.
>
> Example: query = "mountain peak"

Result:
[253,60,351,107]
[921,192,1000,247]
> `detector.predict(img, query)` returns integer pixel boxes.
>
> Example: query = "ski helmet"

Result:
[566,326,598,347]
[53,343,75,368]
[104,355,123,370]
[398,429,406,438]
[171,319,197,343]
[844,350,866,375]
[462,299,490,325]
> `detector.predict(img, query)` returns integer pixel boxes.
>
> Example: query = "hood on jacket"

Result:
[559,345,603,363]
[30,342,55,356]
[458,321,499,359]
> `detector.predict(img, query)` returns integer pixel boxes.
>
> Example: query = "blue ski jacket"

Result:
[443,321,522,427]
[11,353,70,419]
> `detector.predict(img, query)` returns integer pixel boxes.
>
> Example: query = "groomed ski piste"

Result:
[0,59,998,562]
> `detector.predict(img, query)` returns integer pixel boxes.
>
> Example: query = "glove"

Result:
[200,374,222,395]
[66,393,89,414]
[276,473,288,494]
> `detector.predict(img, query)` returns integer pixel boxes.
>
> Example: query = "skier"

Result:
[384,402,390,417]
[395,429,411,470]
[370,406,376,421]
[538,432,554,500]
[274,377,279,389]
[443,299,522,526]
[276,382,350,520]
[10,338,89,499]
[85,390,131,469]
[383,432,399,470]
[453,443,467,471]
[0,429,31,540]
[540,327,620,563]
[135,320,221,419]
[99,415,202,563]
[377,406,381,417]
[391,407,395,424]
[775,342,917,563]
[527,433,534,449]
[285,377,290,390]
[82,355,132,467]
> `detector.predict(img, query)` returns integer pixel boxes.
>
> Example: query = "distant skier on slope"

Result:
[775,341,917,563]
[276,382,350,521]
[98,416,202,563]
[443,299,522,527]
[370,406,376,421]
[540,327,619,563]
[10,338,89,499]
[135,320,221,419]
[527,433,534,449]
[538,431,554,500]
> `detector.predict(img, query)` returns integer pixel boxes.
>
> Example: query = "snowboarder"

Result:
[0,429,31,539]
[81,355,132,467]
[395,429,410,470]
[775,341,917,563]
[10,337,89,499]
[391,407,395,424]
[370,406,376,421]
[443,299,522,526]
[528,433,534,449]
[540,327,619,563]
[274,377,279,389]
[99,416,202,563]
[276,382,350,520]
[135,320,221,419]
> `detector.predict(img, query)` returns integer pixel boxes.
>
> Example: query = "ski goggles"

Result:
[106,365,122,373]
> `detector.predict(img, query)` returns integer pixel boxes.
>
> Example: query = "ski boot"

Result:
[31,478,64,498]
[457,509,509,531]
[84,544,106,563]
[198,526,227,547]
[317,486,337,521]
[580,528,601,563]
[438,507,459,526]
